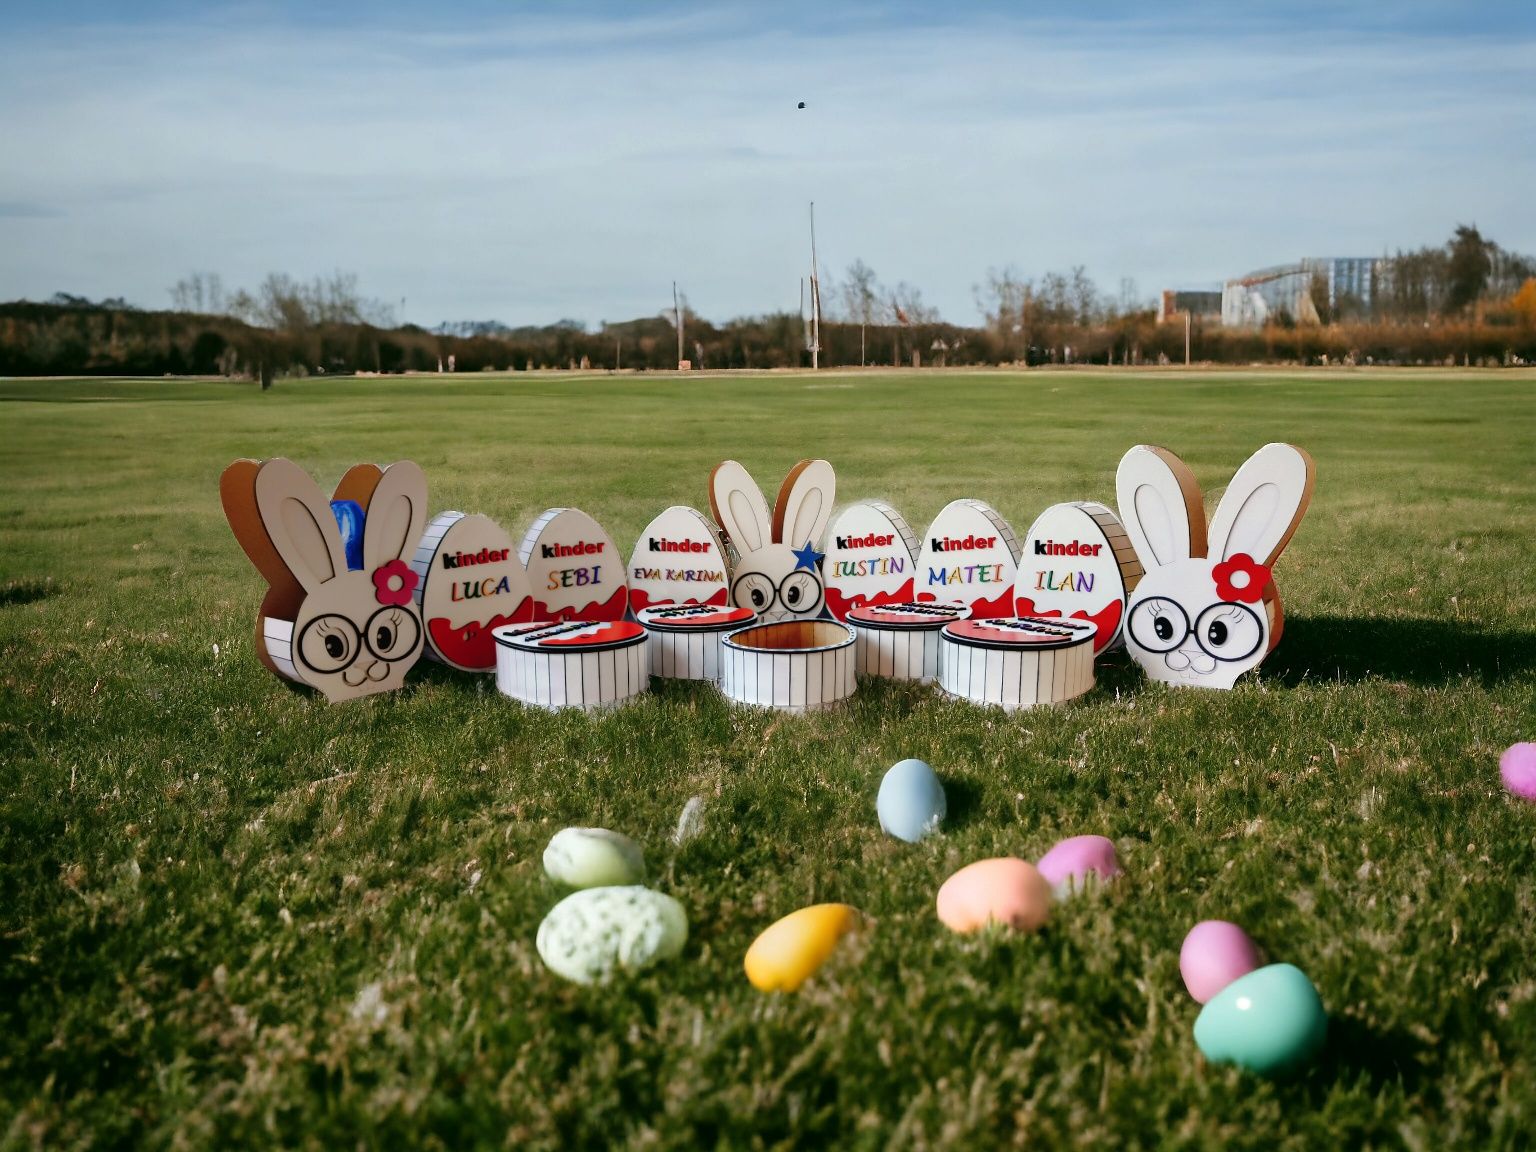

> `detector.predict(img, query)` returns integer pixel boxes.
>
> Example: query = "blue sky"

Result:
[1,1,1532,327]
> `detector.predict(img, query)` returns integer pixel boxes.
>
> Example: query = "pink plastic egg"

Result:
[1501,742,1536,801]
[1036,835,1121,895]
[936,857,1052,933]
[1179,920,1264,1003]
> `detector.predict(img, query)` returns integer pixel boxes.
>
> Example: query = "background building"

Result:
[1221,257,1381,327]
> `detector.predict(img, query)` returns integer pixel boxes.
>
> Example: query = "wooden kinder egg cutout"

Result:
[410,511,534,671]
[221,457,429,703]
[627,505,732,615]
[846,601,970,683]
[719,619,857,712]
[913,499,1020,619]
[1115,443,1315,690]
[493,619,649,710]
[823,500,920,620]
[938,616,1096,710]
[710,459,836,623]
[637,603,757,681]
[1016,501,1143,655]
[518,508,629,623]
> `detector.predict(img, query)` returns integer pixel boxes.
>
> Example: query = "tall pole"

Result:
[673,281,684,369]
[1184,310,1192,367]
[809,202,821,370]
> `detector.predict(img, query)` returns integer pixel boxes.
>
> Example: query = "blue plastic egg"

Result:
[877,758,946,842]
[1193,962,1327,1077]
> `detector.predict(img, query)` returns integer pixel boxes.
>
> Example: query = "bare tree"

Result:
[839,259,881,366]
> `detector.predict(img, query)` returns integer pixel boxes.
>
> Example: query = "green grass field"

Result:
[2,368,1535,1150]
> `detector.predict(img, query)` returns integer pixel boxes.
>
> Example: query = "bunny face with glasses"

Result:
[1116,443,1314,690]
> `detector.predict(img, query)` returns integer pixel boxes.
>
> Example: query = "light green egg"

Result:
[543,827,646,888]
[1193,963,1327,1077]
[535,886,688,985]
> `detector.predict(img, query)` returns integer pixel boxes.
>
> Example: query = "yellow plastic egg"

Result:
[744,903,862,992]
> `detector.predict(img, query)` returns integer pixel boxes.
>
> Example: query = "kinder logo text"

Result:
[834,532,895,549]
[1033,539,1104,557]
[648,537,711,554]
[441,547,511,569]
[929,534,997,553]
[541,541,606,559]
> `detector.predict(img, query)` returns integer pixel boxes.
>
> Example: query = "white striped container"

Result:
[938,616,1096,711]
[493,620,649,710]
[846,601,971,683]
[637,603,757,681]
[719,620,857,712]
[262,615,301,683]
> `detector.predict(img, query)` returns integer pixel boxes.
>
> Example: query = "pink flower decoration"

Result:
[372,558,418,606]
[1212,553,1270,603]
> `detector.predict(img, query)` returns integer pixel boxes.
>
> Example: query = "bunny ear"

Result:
[222,459,302,592]
[331,463,384,507]
[1115,444,1207,567]
[710,460,773,554]
[254,458,348,593]
[773,459,836,548]
[1208,443,1315,566]
[361,460,428,571]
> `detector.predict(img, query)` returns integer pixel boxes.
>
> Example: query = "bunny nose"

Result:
[1164,643,1216,678]
[365,660,389,682]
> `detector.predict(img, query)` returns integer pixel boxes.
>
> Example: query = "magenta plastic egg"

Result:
[1501,742,1536,801]
[1179,920,1263,1004]
[1036,835,1121,895]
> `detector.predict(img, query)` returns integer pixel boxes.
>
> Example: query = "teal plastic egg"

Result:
[1193,963,1327,1076]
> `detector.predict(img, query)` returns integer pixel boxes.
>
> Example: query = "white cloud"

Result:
[0,5,1531,323]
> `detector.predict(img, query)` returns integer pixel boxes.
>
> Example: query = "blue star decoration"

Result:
[792,541,825,571]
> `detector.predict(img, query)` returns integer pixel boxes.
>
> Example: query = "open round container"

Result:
[719,619,857,712]
[938,616,1096,710]
[493,620,649,710]
[637,603,757,681]
[846,601,972,683]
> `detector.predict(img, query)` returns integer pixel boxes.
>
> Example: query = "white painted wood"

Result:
[937,617,1096,711]
[492,621,648,710]
[1116,444,1315,691]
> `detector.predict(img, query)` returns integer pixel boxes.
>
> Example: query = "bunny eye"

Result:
[365,606,420,661]
[777,570,823,616]
[1194,603,1263,663]
[733,572,775,613]
[297,614,361,673]
[1127,597,1189,654]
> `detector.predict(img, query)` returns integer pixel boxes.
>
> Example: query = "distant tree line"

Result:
[2,226,1533,379]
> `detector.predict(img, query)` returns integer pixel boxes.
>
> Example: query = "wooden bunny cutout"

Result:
[710,459,836,623]
[1115,443,1314,690]
[221,458,429,702]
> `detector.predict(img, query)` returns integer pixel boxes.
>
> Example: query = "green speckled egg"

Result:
[535,886,687,985]
[543,827,646,888]
[1193,963,1327,1077]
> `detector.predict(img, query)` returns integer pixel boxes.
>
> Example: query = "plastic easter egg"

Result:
[535,886,688,985]
[1501,742,1536,801]
[936,857,1052,933]
[1179,920,1264,1004]
[877,758,947,842]
[543,828,646,889]
[744,903,862,992]
[1036,835,1121,896]
[1193,963,1328,1076]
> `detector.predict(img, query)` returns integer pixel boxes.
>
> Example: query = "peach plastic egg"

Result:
[936,857,1052,933]
[744,903,862,992]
